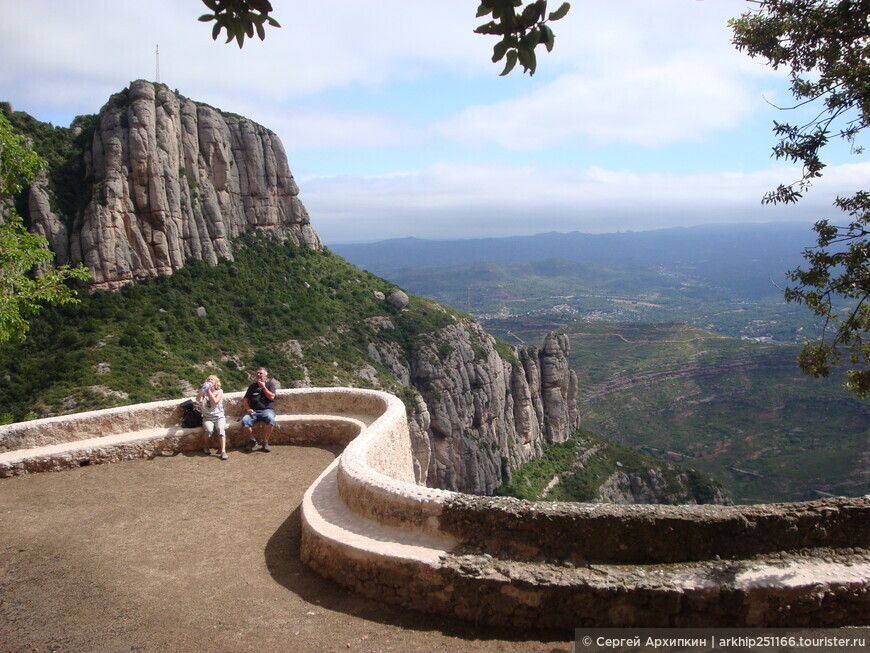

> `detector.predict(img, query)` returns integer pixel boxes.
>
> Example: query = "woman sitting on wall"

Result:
[197,375,227,460]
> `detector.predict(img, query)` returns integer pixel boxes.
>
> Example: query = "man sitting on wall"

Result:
[241,367,277,452]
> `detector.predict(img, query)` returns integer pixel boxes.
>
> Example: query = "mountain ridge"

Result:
[11,80,320,290]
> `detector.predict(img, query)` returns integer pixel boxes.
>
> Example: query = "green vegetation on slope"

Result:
[495,430,726,504]
[0,235,462,422]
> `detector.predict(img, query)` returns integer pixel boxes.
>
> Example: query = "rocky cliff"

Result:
[595,467,732,505]
[385,326,579,493]
[27,80,320,290]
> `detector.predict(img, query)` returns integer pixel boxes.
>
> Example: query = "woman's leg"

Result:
[202,420,215,454]
[216,418,228,459]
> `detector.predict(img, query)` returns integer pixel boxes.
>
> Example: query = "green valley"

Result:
[484,318,869,503]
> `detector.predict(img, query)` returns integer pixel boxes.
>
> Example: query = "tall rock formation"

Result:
[373,323,579,494]
[28,80,320,289]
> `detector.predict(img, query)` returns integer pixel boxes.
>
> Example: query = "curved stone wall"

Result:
[1,388,868,628]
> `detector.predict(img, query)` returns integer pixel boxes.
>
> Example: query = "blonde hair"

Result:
[205,375,221,390]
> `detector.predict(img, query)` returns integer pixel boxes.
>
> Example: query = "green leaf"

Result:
[475,20,503,36]
[492,39,510,63]
[517,45,537,75]
[522,28,541,50]
[548,2,570,21]
[521,3,542,27]
[500,49,518,76]
[540,24,555,52]
[198,13,215,22]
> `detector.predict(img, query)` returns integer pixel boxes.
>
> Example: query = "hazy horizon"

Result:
[323,219,816,246]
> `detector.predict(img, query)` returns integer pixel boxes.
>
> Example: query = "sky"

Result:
[1,0,866,244]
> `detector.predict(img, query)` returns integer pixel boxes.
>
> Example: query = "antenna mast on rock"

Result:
[156,44,160,83]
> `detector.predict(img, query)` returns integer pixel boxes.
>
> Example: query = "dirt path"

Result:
[0,445,572,652]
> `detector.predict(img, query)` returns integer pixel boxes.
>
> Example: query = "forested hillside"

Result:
[0,236,433,421]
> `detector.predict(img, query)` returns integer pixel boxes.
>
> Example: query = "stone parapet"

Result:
[1,388,867,628]
[0,389,367,475]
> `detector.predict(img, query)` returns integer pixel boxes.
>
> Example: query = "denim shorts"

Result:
[241,409,276,428]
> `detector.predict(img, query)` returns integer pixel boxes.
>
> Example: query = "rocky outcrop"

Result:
[28,171,70,265]
[596,468,732,505]
[371,321,579,494]
[28,80,320,289]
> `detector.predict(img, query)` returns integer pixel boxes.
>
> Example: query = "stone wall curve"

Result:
[1,388,867,628]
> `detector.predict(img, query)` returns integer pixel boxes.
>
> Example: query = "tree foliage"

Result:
[196,0,571,75]
[475,0,571,76]
[731,0,870,398]
[198,0,280,48]
[0,113,90,343]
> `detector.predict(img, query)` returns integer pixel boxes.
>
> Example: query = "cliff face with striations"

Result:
[28,80,320,290]
[378,325,579,493]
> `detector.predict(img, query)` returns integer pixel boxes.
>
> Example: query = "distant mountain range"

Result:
[332,223,816,301]
[332,223,823,342]
[335,223,870,504]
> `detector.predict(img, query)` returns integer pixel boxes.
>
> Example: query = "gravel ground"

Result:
[0,444,573,652]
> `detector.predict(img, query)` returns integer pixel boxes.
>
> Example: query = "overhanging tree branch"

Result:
[731,0,870,399]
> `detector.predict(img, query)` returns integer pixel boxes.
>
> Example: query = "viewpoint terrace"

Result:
[0,388,867,628]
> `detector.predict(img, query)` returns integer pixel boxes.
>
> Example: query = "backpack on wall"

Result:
[180,399,203,428]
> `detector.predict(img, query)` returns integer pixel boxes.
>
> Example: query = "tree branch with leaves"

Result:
[196,0,571,76]
[475,0,571,76]
[0,114,90,343]
[732,0,870,398]
[198,0,281,48]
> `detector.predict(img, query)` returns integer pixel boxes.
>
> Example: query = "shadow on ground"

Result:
[263,473,571,646]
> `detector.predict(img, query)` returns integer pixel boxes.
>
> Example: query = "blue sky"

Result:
[2,0,866,243]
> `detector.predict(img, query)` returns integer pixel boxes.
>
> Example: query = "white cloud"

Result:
[0,1,486,114]
[303,161,870,243]
[436,60,757,149]
[3,0,861,246]
[0,0,780,150]
[435,0,771,150]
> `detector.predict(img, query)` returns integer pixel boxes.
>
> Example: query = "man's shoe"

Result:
[260,442,271,453]
[203,447,210,455]
[220,451,228,460]
[244,439,257,452]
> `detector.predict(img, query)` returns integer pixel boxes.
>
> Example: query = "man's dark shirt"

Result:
[244,380,276,411]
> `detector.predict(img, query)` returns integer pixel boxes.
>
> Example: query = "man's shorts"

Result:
[241,409,276,428]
